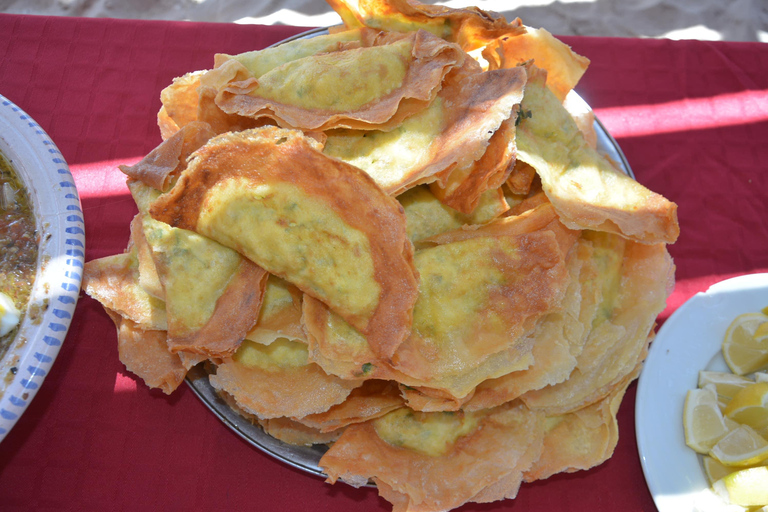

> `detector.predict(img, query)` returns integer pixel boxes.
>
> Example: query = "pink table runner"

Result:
[1,13,767,511]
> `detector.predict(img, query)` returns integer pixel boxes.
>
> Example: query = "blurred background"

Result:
[1,0,766,42]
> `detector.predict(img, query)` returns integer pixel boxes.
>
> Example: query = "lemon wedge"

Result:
[702,455,739,485]
[756,321,768,343]
[699,371,754,403]
[724,382,768,438]
[684,387,730,454]
[0,291,21,337]
[710,424,768,467]
[713,465,768,507]
[722,312,768,375]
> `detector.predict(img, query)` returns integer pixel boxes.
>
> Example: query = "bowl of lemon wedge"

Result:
[636,273,768,512]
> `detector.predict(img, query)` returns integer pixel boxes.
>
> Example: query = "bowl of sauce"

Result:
[0,94,85,441]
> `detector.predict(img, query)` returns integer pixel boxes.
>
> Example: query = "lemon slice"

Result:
[699,371,754,402]
[722,312,768,375]
[755,372,768,383]
[684,387,730,453]
[0,291,21,337]
[710,424,768,466]
[724,382,768,437]
[702,455,739,485]
[713,466,768,507]
[756,322,768,344]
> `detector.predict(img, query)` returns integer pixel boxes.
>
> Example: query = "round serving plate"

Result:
[0,94,85,442]
[636,273,768,512]
[185,27,637,479]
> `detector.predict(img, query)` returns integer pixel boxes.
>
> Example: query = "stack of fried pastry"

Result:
[83,1,679,510]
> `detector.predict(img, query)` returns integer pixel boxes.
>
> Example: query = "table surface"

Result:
[1,13,767,512]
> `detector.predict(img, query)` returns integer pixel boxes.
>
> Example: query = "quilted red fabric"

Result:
[1,14,767,511]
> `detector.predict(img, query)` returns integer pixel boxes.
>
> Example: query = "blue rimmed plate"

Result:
[0,94,85,442]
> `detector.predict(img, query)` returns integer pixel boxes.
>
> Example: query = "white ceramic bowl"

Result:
[0,94,85,442]
[636,273,768,512]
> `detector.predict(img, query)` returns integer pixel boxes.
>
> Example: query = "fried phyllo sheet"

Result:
[399,185,508,246]
[105,309,186,395]
[327,0,525,52]
[563,90,598,149]
[158,71,205,140]
[484,26,590,102]
[209,338,362,419]
[160,251,267,358]
[120,121,215,192]
[86,4,682,509]
[150,126,419,360]
[83,245,167,331]
[428,116,516,214]
[303,294,389,381]
[128,180,269,359]
[245,275,305,345]
[215,28,366,78]
[320,402,544,511]
[505,160,538,196]
[214,388,344,445]
[464,234,601,411]
[398,385,476,413]
[130,212,164,301]
[305,204,578,401]
[521,232,674,414]
[210,29,464,131]
[159,70,262,139]
[516,67,679,244]
[257,417,343,446]
[322,60,525,195]
[523,369,635,482]
[390,214,575,397]
[297,380,404,433]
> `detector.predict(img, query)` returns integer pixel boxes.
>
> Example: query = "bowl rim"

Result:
[0,94,85,442]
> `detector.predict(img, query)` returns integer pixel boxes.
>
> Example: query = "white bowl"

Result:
[636,273,768,512]
[0,94,85,442]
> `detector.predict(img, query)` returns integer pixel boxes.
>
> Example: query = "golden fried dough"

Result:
[83,244,167,331]
[85,3,683,509]
[158,71,205,139]
[150,126,419,359]
[105,309,185,395]
[516,67,679,244]
[209,339,362,419]
[327,0,525,52]
[521,232,674,414]
[128,180,269,359]
[399,185,509,246]
[484,26,590,101]
[297,380,404,433]
[120,121,215,192]
[464,235,600,410]
[428,116,517,214]
[212,29,464,131]
[245,275,305,345]
[523,369,634,482]
[320,402,544,511]
[323,60,526,195]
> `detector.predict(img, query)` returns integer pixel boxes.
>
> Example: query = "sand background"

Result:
[1,0,766,42]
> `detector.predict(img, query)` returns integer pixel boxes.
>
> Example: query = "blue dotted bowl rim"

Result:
[0,94,85,442]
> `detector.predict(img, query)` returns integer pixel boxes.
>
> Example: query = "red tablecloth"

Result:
[1,13,767,512]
